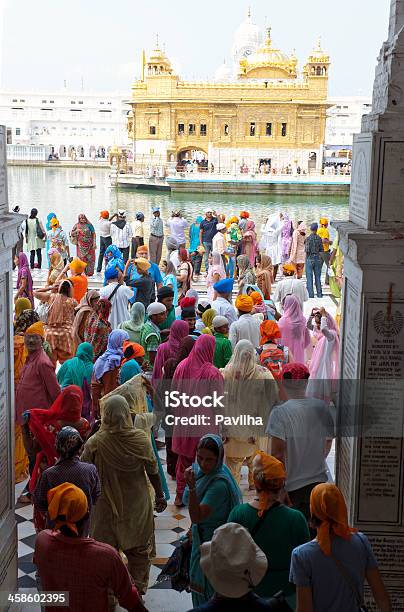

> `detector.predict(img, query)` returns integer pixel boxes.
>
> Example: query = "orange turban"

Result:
[235,294,254,313]
[282,263,296,275]
[136,245,149,256]
[122,341,145,364]
[50,218,59,228]
[250,291,263,305]
[69,258,87,274]
[260,320,281,345]
[310,483,356,555]
[253,452,286,517]
[47,483,88,535]
[100,210,109,219]
[240,210,250,219]
[25,321,45,338]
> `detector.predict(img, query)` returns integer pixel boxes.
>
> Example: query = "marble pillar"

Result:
[0,125,26,600]
[334,2,404,608]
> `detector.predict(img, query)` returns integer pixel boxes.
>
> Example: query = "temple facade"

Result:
[127,11,330,173]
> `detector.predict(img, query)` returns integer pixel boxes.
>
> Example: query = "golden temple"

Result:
[127,11,330,173]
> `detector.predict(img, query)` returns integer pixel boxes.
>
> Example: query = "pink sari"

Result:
[242,220,258,266]
[206,251,226,301]
[307,314,340,401]
[152,320,189,386]
[278,295,310,363]
[172,335,223,459]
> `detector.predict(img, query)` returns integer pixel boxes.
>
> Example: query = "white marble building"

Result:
[324,96,372,164]
[0,89,130,160]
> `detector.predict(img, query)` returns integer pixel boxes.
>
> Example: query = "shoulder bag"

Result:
[35,219,45,240]
[107,283,121,303]
[329,549,369,611]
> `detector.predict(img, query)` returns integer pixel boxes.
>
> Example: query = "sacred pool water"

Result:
[9,166,349,262]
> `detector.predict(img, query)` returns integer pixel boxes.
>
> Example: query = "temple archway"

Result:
[176,147,208,172]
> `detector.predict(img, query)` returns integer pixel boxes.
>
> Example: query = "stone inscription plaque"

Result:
[357,300,404,524]
[349,135,372,225]
[0,126,7,212]
[379,140,404,223]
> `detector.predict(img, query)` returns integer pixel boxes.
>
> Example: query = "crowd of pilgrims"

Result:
[12,205,391,611]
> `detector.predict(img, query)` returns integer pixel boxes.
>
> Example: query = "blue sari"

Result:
[46,212,57,264]
[120,360,170,501]
[162,273,178,307]
[183,434,242,606]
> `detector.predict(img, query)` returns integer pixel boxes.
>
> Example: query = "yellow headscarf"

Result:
[310,483,356,555]
[319,217,328,226]
[69,258,87,274]
[226,215,239,228]
[134,257,151,273]
[201,308,217,335]
[235,294,254,313]
[47,483,88,535]
[50,218,59,228]
[15,297,32,318]
[25,321,45,338]
[253,451,286,517]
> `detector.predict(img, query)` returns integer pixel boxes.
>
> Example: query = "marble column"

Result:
[333,1,404,608]
[0,125,26,599]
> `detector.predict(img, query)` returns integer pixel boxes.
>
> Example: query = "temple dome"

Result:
[214,60,233,82]
[232,8,262,59]
[238,28,297,79]
[147,39,174,75]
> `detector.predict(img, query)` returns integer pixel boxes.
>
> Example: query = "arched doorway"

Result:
[308,151,317,171]
[176,147,208,172]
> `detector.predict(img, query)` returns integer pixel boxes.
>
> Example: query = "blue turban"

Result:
[105,267,119,280]
[310,222,319,232]
[213,278,234,294]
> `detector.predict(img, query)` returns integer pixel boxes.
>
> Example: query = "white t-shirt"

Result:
[131,219,144,238]
[267,398,335,492]
[98,219,111,238]
[99,283,134,330]
[229,314,261,348]
[272,278,309,310]
[166,218,189,245]
[211,297,237,326]
[212,232,226,255]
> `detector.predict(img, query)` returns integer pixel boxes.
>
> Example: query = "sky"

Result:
[1,0,389,97]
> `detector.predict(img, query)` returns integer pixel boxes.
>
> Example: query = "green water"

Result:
[8,166,349,241]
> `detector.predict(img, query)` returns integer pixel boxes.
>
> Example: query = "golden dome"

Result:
[147,37,173,75]
[307,38,329,63]
[239,28,297,79]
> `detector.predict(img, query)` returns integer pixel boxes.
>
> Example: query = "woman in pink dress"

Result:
[70,214,96,277]
[171,335,223,506]
[278,295,311,363]
[151,320,189,386]
[289,222,306,278]
[241,220,258,267]
[206,251,226,301]
[307,307,340,402]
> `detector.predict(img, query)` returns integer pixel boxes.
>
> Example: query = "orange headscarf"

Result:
[122,340,145,364]
[69,258,87,275]
[250,291,263,305]
[240,211,250,219]
[253,451,286,517]
[260,320,281,345]
[310,483,356,555]
[25,321,45,338]
[235,294,254,313]
[47,483,88,535]
[100,210,109,219]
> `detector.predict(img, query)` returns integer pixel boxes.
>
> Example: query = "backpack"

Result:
[260,345,288,380]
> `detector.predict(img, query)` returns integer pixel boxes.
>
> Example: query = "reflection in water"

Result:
[9,165,349,247]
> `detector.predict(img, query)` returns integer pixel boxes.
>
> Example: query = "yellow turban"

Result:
[25,321,45,338]
[15,297,32,318]
[235,294,254,313]
[69,258,87,274]
[134,257,151,273]
[47,483,88,535]
[310,483,356,555]
[50,218,59,228]
[253,451,286,517]
[226,215,239,228]
[319,217,328,226]
[282,263,296,274]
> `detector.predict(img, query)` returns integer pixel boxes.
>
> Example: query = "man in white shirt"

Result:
[210,278,237,326]
[165,211,189,248]
[99,267,133,329]
[260,212,283,278]
[267,362,334,522]
[229,294,260,348]
[96,210,114,273]
[110,209,133,263]
[212,223,229,268]
[272,263,309,311]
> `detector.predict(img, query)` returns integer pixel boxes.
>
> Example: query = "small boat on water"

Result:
[69,184,96,189]
[69,176,95,189]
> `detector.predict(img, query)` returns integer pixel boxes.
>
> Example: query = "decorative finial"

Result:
[317,36,321,50]
[266,27,272,45]
[248,6,251,18]
[155,33,160,49]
